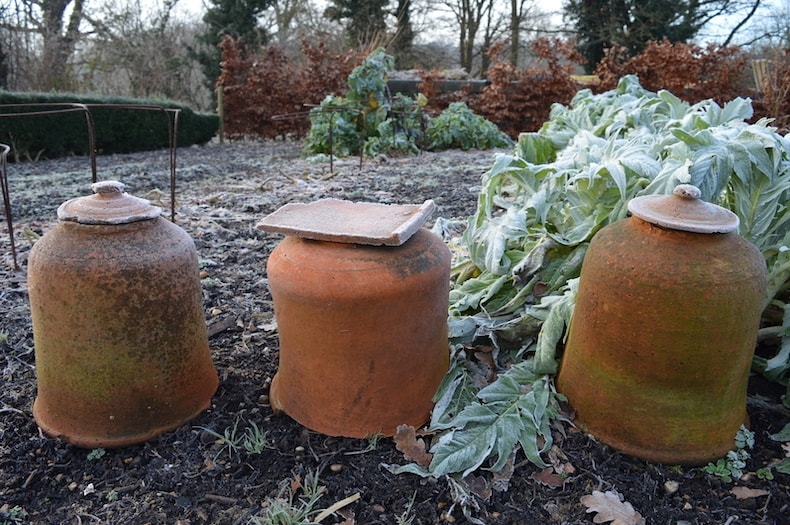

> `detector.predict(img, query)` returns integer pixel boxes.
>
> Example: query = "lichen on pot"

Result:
[28,181,218,448]
[557,184,767,465]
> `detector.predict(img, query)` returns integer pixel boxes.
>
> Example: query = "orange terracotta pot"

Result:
[266,228,451,437]
[557,185,767,464]
[28,181,218,448]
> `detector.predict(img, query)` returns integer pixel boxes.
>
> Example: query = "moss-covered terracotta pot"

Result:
[265,228,451,437]
[557,185,766,464]
[28,181,218,448]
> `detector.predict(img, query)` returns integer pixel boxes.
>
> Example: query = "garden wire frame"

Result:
[0,103,181,270]
[272,104,366,176]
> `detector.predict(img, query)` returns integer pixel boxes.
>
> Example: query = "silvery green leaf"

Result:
[516,132,557,164]
[435,76,790,481]
[534,281,578,375]
[431,363,477,429]
[770,422,790,442]
[381,462,432,477]
[428,404,519,477]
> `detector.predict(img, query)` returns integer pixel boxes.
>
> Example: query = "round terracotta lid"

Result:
[627,184,739,234]
[58,180,161,225]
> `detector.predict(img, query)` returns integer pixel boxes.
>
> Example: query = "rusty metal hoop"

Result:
[0,103,181,270]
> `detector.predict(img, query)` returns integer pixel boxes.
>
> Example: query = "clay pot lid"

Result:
[256,198,435,246]
[58,180,161,225]
[627,184,739,234]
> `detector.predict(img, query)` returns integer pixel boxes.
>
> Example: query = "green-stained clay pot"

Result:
[557,185,767,465]
[28,181,218,448]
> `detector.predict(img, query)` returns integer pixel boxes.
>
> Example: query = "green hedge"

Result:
[0,91,218,160]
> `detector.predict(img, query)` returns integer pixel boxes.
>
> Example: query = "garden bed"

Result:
[0,140,788,524]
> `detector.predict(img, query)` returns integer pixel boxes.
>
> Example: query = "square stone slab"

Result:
[256,198,435,246]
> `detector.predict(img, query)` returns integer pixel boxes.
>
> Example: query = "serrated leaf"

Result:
[580,490,645,525]
[427,364,558,476]
[428,403,522,477]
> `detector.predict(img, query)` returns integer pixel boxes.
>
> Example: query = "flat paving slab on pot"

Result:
[256,198,435,246]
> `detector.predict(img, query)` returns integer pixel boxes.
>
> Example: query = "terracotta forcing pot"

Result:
[557,184,767,465]
[261,200,451,438]
[28,181,218,448]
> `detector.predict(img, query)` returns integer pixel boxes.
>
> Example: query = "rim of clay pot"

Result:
[627,184,739,234]
[58,180,161,225]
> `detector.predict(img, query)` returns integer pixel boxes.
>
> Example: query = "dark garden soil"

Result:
[0,140,789,524]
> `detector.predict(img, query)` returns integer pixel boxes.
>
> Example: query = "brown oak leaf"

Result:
[530,467,565,488]
[393,425,432,467]
[580,490,646,525]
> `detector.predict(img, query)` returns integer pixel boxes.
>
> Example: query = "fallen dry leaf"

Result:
[491,452,515,492]
[393,425,432,467]
[531,467,565,488]
[548,445,576,475]
[465,474,492,502]
[580,490,646,525]
[730,486,770,500]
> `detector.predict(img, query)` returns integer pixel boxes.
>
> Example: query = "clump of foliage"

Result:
[594,38,749,106]
[389,76,790,481]
[249,472,326,525]
[304,49,511,157]
[703,426,754,482]
[305,48,422,157]
[424,102,512,151]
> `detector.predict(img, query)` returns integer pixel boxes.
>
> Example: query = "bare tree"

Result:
[38,0,86,90]
[80,0,212,108]
[0,0,88,90]
[391,0,415,68]
[432,0,496,73]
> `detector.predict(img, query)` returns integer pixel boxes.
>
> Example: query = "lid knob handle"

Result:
[91,180,126,198]
[673,184,701,200]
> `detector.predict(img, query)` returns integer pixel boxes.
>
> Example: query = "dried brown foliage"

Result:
[752,50,790,133]
[416,69,475,117]
[217,36,364,139]
[218,35,782,144]
[594,39,750,106]
[470,39,585,137]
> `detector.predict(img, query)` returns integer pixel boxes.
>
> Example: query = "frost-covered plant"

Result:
[304,49,509,157]
[703,426,754,482]
[400,75,790,479]
[424,102,512,151]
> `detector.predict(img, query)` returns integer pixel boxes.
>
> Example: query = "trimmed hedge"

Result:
[0,91,218,160]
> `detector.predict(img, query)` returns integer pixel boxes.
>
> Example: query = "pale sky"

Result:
[169,0,782,46]
[172,0,568,23]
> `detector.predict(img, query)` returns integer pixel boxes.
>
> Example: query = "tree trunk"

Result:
[392,0,414,69]
[38,0,84,91]
[510,0,519,66]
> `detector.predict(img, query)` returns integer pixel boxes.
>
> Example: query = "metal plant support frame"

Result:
[272,104,366,176]
[0,143,15,269]
[0,103,181,270]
